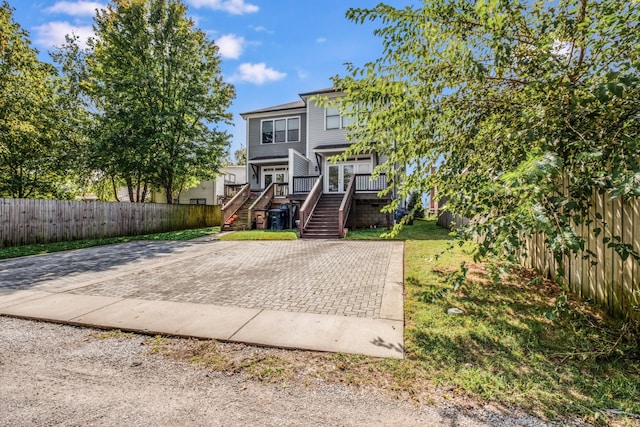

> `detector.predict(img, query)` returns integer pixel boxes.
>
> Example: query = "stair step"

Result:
[303,234,339,239]
[302,193,350,239]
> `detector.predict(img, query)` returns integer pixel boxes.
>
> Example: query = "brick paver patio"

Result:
[0,239,399,319]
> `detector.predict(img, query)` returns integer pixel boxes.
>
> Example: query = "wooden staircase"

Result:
[302,194,343,239]
[224,195,257,230]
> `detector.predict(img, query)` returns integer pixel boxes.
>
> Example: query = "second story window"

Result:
[262,117,300,144]
[326,105,341,129]
[326,104,357,129]
[287,118,299,141]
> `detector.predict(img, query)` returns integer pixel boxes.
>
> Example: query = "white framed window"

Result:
[325,104,357,129]
[326,105,341,129]
[261,117,300,144]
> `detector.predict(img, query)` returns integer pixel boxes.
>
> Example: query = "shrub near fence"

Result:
[437,194,640,320]
[0,198,222,248]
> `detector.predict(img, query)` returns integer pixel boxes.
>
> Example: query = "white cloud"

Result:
[316,37,327,44]
[250,25,273,34]
[189,0,258,14]
[230,63,286,85]
[34,21,93,49]
[216,34,244,59]
[45,1,105,17]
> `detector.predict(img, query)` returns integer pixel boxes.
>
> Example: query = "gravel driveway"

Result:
[0,316,561,426]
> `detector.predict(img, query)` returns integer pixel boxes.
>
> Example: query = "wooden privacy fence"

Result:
[436,197,469,229]
[0,198,222,248]
[437,194,640,320]
[522,193,639,320]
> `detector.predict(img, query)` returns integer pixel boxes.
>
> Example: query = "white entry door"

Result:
[326,163,355,193]
[262,167,288,188]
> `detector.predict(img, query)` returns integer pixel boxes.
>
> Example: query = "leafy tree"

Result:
[50,34,96,198]
[407,190,424,219]
[84,0,234,203]
[0,2,70,198]
[234,146,247,165]
[333,0,640,269]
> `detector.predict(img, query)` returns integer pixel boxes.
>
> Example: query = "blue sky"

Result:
[11,0,411,159]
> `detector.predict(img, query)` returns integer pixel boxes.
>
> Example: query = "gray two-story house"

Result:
[222,88,391,238]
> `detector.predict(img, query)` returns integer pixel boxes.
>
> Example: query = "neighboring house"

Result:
[222,88,392,238]
[151,165,247,205]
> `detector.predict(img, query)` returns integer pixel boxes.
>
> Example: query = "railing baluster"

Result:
[354,174,387,192]
[293,176,320,193]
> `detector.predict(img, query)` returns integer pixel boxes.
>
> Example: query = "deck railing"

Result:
[274,182,289,197]
[355,173,387,192]
[293,176,319,193]
[222,183,250,225]
[224,183,245,198]
[248,182,275,227]
[299,175,323,238]
[338,175,356,238]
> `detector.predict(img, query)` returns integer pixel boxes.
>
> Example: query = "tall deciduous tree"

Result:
[334,0,640,267]
[0,1,69,198]
[50,34,96,198]
[86,0,234,203]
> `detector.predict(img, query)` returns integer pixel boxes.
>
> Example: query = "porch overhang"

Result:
[312,144,351,154]
[248,156,289,165]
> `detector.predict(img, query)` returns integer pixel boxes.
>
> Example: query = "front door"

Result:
[262,167,288,188]
[327,163,354,193]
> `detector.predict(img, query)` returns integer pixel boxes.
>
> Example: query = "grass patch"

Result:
[218,229,298,241]
[94,329,136,340]
[0,226,220,260]
[391,219,639,424]
[345,217,450,241]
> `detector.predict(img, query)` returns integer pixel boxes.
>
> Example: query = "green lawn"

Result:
[218,229,298,241]
[347,218,640,424]
[0,227,221,259]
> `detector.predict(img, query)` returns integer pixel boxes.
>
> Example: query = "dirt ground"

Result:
[0,316,563,426]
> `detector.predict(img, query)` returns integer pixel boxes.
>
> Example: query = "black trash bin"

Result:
[268,208,288,230]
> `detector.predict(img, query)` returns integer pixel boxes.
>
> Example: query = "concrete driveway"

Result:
[0,238,404,358]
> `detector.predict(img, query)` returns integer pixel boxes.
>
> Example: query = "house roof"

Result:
[240,100,305,117]
[240,88,343,118]
[298,87,338,97]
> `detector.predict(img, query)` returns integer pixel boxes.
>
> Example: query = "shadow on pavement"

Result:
[0,240,214,291]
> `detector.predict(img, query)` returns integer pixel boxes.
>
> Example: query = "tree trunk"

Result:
[125,177,135,202]
[165,185,173,204]
[111,176,120,202]
[141,182,148,203]
[164,172,173,204]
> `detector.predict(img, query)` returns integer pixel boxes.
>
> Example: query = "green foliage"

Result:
[218,230,298,241]
[0,2,75,198]
[407,190,425,219]
[233,146,247,165]
[333,0,640,273]
[400,225,640,422]
[58,0,235,203]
